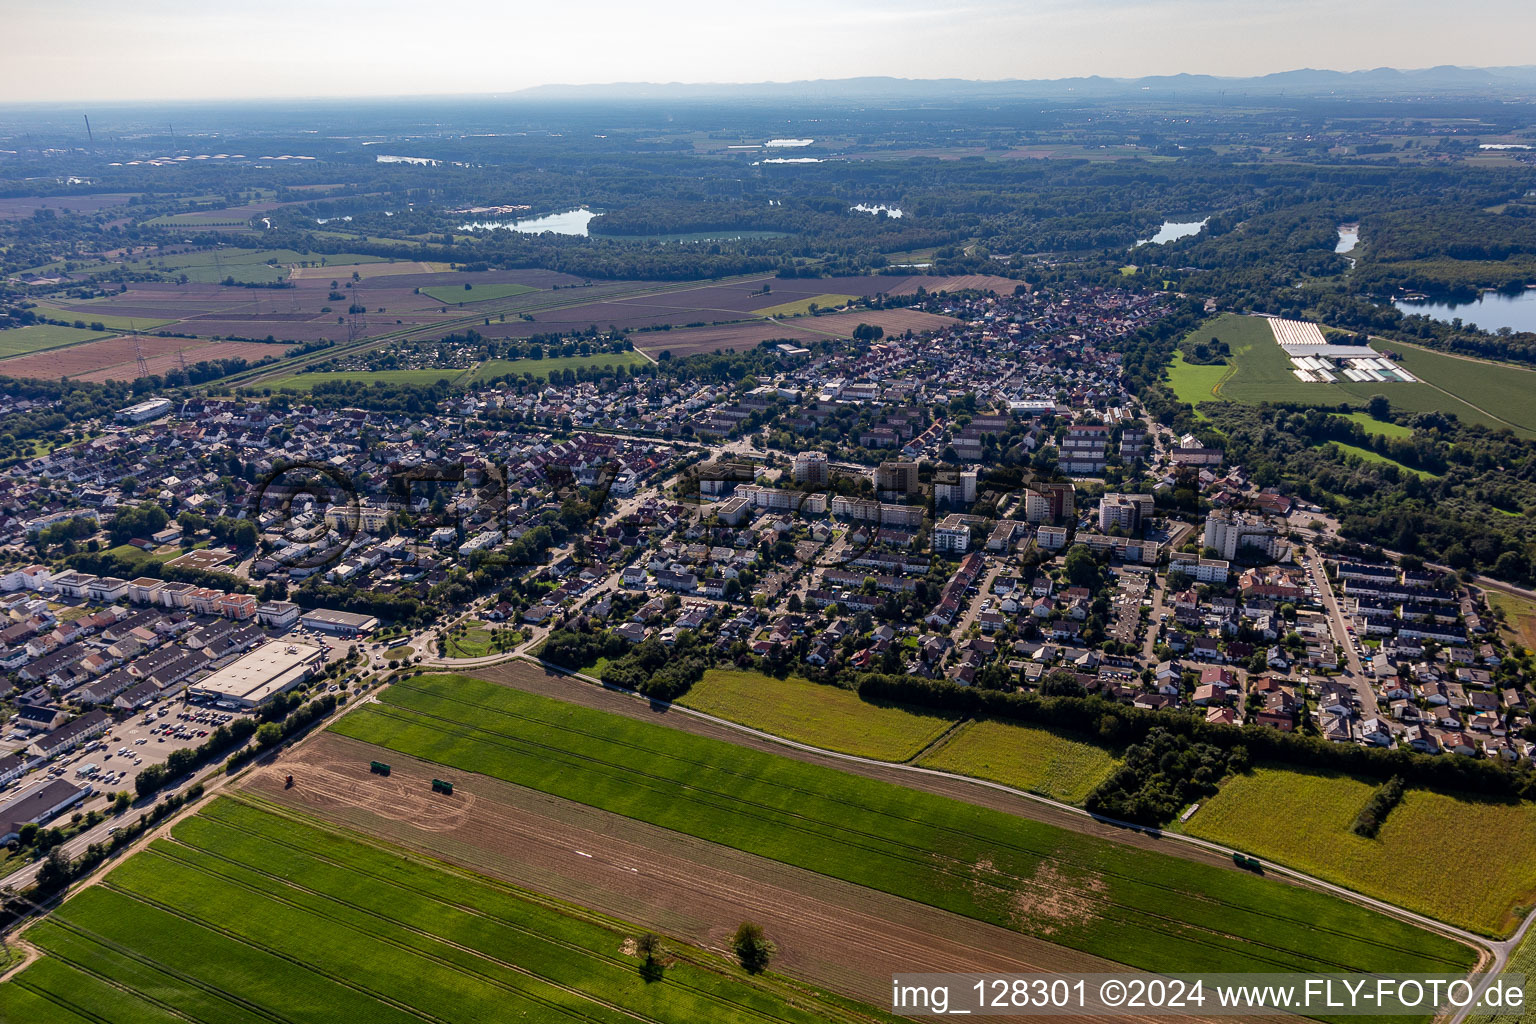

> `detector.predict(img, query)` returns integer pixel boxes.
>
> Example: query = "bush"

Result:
[1351,776,1406,838]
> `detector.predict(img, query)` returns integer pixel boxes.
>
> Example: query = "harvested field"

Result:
[253,734,1258,1024]
[880,274,1023,295]
[0,335,284,382]
[288,259,451,279]
[2,795,890,1024]
[332,668,1476,981]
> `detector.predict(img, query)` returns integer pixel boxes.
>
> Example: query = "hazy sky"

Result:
[5,0,1534,103]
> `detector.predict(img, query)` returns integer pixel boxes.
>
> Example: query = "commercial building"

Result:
[188,640,326,708]
[1,779,91,843]
[299,608,379,636]
[115,398,174,424]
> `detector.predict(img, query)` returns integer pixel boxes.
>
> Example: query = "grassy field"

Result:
[677,669,958,761]
[443,619,521,659]
[1169,314,1533,434]
[1379,341,1536,435]
[0,797,890,1024]
[332,673,1477,979]
[1339,411,1414,438]
[421,282,539,304]
[23,306,177,332]
[0,323,113,359]
[1181,765,1536,936]
[120,247,388,285]
[915,718,1119,804]
[1165,351,1229,414]
[1486,590,1536,650]
[269,368,469,391]
[1320,440,1441,478]
[752,294,858,317]
[471,350,649,382]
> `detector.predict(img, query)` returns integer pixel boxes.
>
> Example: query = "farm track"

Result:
[251,733,1252,1020]
[357,678,1467,973]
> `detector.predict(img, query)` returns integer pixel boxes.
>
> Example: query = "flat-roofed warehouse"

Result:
[188,640,325,708]
[299,608,379,637]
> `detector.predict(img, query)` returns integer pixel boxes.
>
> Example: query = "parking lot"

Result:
[25,692,251,816]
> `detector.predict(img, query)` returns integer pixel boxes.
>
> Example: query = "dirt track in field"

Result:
[251,732,1145,1010]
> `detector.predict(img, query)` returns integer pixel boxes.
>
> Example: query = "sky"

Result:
[4,0,1535,103]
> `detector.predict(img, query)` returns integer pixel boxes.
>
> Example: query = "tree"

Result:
[35,848,72,893]
[1366,394,1391,420]
[634,931,664,981]
[731,922,775,974]
[255,722,283,749]
[1064,544,1101,590]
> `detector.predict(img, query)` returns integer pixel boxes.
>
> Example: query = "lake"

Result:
[458,208,596,236]
[1136,218,1207,246]
[1336,224,1359,253]
[1393,289,1536,334]
[851,203,903,218]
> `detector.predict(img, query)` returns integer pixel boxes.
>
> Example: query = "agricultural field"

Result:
[751,293,858,317]
[1171,313,1536,436]
[1180,765,1536,936]
[915,718,1120,805]
[268,368,469,391]
[0,323,113,359]
[0,797,891,1024]
[421,282,540,304]
[0,336,284,383]
[470,350,650,381]
[22,305,177,332]
[677,669,958,761]
[332,673,1477,978]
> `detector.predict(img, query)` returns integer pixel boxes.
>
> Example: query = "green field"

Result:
[915,718,1119,804]
[1165,351,1230,415]
[119,247,389,285]
[0,797,888,1024]
[332,673,1476,980]
[0,323,113,359]
[752,294,858,317]
[471,350,649,382]
[678,669,958,761]
[1181,766,1536,936]
[1381,341,1536,435]
[1320,440,1441,478]
[23,306,177,333]
[270,368,468,391]
[421,282,540,304]
[1171,313,1536,436]
[1338,411,1414,438]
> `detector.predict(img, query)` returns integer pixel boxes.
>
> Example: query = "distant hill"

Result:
[513,66,1536,103]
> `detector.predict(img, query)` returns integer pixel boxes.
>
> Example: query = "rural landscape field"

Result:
[6,17,1536,1024]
